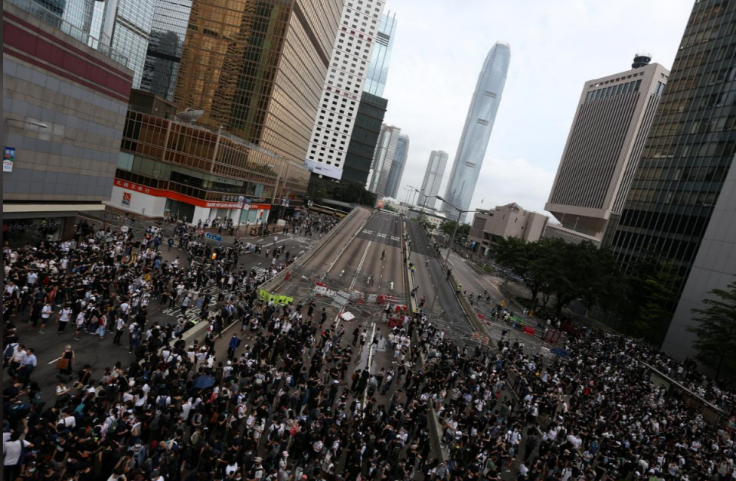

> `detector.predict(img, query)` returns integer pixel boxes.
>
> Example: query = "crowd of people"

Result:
[3,209,735,481]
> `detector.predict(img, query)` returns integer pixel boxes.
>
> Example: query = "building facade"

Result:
[367,124,401,197]
[384,134,409,198]
[342,92,387,185]
[173,0,343,165]
[3,0,133,245]
[25,0,155,90]
[468,203,549,255]
[544,57,670,246]
[443,42,510,217]
[113,105,310,226]
[99,0,156,90]
[363,12,396,97]
[407,206,447,232]
[140,0,193,101]
[305,0,386,181]
[608,0,736,298]
[418,150,448,209]
[662,154,736,360]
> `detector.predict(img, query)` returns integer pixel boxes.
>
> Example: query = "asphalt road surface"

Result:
[404,220,473,340]
[10,233,318,400]
[301,209,406,300]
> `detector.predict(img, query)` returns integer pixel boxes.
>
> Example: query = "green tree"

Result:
[632,263,680,344]
[495,238,556,312]
[617,257,681,344]
[440,220,457,237]
[440,221,470,242]
[544,240,623,318]
[687,278,736,380]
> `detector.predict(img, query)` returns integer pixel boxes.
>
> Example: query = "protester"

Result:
[4,210,731,481]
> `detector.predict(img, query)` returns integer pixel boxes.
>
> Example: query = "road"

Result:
[12,233,319,399]
[404,220,474,342]
[300,209,406,299]
[445,251,504,301]
[441,250,556,357]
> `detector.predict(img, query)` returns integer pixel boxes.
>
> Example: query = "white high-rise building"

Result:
[304,0,386,181]
[419,151,449,209]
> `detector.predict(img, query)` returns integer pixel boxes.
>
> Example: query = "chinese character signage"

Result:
[3,147,16,172]
[122,192,132,206]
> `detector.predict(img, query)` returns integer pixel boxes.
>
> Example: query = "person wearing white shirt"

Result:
[19,348,37,382]
[59,414,76,429]
[113,318,126,345]
[8,345,26,377]
[3,432,33,480]
[40,303,53,334]
[181,399,193,422]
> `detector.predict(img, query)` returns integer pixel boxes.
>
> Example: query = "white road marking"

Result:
[48,356,62,365]
[350,241,372,290]
[326,215,372,276]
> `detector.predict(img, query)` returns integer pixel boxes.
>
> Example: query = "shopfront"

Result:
[3,217,66,247]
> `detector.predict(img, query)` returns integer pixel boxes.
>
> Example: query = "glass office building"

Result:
[140,0,193,100]
[174,0,343,164]
[107,0,155,89]
[419,150,449,208]
[364,12,397,97]
[384,134,409,198]
[443,42,510,217]
[343,92,388,185]
[608,0,736,293]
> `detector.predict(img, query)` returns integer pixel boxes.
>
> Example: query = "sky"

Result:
[381,0,694,221]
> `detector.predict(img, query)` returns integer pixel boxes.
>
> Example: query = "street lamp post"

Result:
[409,186,424,207]
[436,195,481,267]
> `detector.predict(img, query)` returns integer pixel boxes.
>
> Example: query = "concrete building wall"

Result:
[662,154,736,361]
[524,212,549,242]
[545,60,669,242]
[468,203,549,253]
[3,1,132,228]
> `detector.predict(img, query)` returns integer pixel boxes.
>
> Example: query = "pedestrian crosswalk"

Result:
[160,267,272,325]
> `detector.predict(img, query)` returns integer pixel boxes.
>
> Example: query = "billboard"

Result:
[3,147,15,172]
[304,159,343,180]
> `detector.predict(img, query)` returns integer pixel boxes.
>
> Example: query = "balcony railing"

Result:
[6,0,128,67]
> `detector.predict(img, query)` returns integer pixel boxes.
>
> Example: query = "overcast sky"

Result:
[381,0,694,220]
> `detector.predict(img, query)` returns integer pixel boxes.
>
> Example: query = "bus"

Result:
[309,204,349,219]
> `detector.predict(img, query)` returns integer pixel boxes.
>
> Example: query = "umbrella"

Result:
[192,375,215,390]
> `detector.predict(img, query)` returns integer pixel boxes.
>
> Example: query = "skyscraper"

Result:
[606,0,736,357]
[608,0,736,289]
[419,150,449,209]
[342,92,388,185]
[174,0,343,164]
[305,0,387,180]
[384,134,409,198]
[364,12,396,97]
[340,11,396,187]
[95,0,156,90]
[140,0,193,100]
[443,42,510,217]
[368,124,402,197]
[545,56,670,245]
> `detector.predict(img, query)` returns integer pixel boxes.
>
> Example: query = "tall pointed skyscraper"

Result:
[443,42,510,217]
